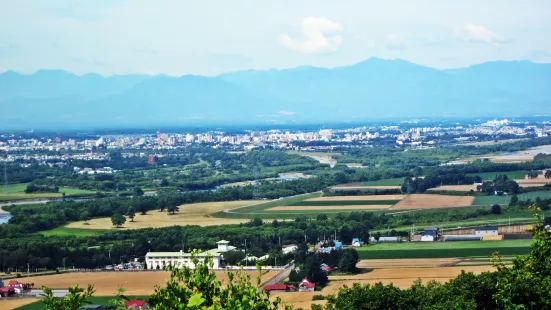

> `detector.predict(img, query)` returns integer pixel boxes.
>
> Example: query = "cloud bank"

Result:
[279,17,342,54]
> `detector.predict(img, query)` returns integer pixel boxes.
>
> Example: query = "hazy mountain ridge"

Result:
[2,58,551,128]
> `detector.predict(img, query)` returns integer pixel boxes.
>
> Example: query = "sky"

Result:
[1,0,550,76]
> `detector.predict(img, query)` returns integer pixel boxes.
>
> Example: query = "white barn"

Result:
[145,251,221,270]
[475,226,499,236]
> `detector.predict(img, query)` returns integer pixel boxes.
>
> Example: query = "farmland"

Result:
[467,170,532,180]
[391,194,475,210]
[0,183,95,201]
[355,239,533,259]
[64,200,262,230]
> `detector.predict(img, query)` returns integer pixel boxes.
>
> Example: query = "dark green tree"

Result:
[111,213,126,228]
[126,206,136,222]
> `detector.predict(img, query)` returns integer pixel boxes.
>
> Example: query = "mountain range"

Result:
[2,58,551,129]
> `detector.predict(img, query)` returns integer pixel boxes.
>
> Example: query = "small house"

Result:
[125,300,149,310]
[299,278,315,292]
[475,226,498,236]
[423,227,438,237]
[421,235,434,242]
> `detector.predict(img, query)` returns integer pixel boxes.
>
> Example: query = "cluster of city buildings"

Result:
[1,120,550,164]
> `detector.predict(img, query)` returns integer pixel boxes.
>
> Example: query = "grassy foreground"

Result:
[356,239,533,259]
[15,296,148,310]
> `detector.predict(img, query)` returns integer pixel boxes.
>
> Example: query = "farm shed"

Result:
[475,226,499,236]
[373,236,401,243]
[421,235,435,242]
[443,235,482,242]
[264,284,296,292]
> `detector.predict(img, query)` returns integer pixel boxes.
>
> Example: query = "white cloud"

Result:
[460,24,507,45]
[279,17,342,54]
[278,110,297,116]
[385,34,406,50]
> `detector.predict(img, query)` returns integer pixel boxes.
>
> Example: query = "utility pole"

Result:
[3,162,7,196]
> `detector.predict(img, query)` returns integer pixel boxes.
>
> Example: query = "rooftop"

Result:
[475,226,498,231]
[145,252,221,258]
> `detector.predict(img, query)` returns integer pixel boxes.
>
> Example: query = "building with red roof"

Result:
[299,278,315,292]
[125,300,149,310]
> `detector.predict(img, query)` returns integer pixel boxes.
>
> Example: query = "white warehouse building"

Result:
[145,251,221,270]
[145,240,235,270]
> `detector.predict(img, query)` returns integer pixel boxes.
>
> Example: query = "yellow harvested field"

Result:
[266,205,391,211]
[271,291,326,309]
[517,179,550,187]
[391,194,475,210]
[427,184,478,192]
[19,270,278,296]
[272,265,494,304]
[307,195,406,201]
[1,298,40,309]
[357,258,463,269]
[66,200,262,229]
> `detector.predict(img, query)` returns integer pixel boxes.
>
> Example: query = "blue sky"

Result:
[1,0,550,75]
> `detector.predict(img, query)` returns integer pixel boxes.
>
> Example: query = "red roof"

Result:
[8,280,19,285]
[264,284,288,291]
[300,278,315,288]
[288,285,297,290]
[125,300,147,308]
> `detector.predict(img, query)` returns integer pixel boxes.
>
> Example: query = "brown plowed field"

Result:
[266,205,392,211]
[391,194,475,210]
[357,258,462,269]
[307,195,406,201]
[17,270,278,296]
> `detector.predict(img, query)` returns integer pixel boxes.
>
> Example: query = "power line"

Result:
[3,162,7,196]
[252,166,260,199]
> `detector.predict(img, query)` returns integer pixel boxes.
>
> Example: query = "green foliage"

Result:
[491,204,502,215]
[338,249,359,273]
[126,206,136,222]
[41,284,95,310]
[491,205,551,309]
[113,252,288,310]
[111,213,126,227]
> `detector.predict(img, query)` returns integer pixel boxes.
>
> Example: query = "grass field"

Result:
[518,191,551,200]
[473,195,511,205]
[40,227,110,237]
[266,205,391,211]
[211,192,327,219]
[65,200,262,230]
[356,239,533,259]
[0,183,95,201]
[288,200,401,206]
[363,177,405,186]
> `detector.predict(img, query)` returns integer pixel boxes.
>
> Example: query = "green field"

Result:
[518,191,551,200]
[356,239,533,259]
[468,170,532,181]
[473,195,511,205]
[288,200,401,206]
[472,190,551,205]
[210,192,369,219]
[0,183,95,201]
[363,177,405,186]
[370,216,535,233]
[16,296,148,310]
[40,226,110,237]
